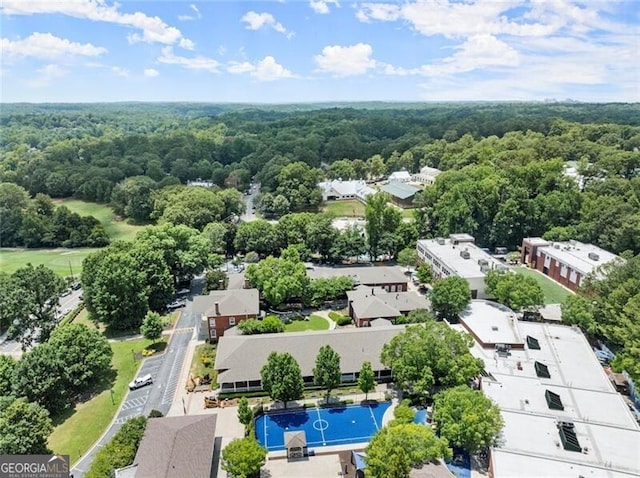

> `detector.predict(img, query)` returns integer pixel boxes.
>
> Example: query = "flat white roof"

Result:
[538,240,621,276]
[459,300,523,347]
[493,412,640,476]
[464,320,640,476]
[417,238,506,279]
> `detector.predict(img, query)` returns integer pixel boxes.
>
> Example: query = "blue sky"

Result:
[1,0,638,103]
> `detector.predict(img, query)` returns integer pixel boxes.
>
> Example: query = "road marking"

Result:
[315,408,327,445]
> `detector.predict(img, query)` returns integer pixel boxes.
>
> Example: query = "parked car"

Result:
[167,299,186,310]
[60,290,72,297]
[71,282,81,290]
[129,374,153,390]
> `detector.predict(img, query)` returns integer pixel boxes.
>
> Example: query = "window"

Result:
[569,270,577,283]
[209,329,217,339]
[229,317,236,326]
[560,264,568,278]
[209,317,216,327]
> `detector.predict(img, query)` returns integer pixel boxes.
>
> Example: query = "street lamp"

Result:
[110,388,115,405]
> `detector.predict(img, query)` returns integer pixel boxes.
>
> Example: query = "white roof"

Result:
[417,238,506,279]
[418,166,442,176]
[459,300,523,347]
[388,170,411,181]
[467,320,640,477]
[537,240,621,276]
[318,179,374,198]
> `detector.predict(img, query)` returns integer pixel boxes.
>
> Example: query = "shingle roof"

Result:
[308,266,407,286]
[347,287,428,319]
[192,289,259,317]
[380,182,419,200]
[133,415,217,478]
[215,326,408,384]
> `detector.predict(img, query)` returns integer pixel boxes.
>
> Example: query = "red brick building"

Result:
[193,289,260,341]
[520,238,621,292]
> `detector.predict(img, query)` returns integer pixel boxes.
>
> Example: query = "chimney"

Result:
[215,302,220,315]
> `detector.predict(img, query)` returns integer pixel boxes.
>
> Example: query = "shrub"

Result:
[329,311,352,326]
[148,409,163,418]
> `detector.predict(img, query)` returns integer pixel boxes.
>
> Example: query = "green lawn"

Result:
[516,267,573,304]
[48,337,153,465]
[322,199,365,217]
[190,343,217,386]
[0,248,99,276]
[55,198,146,242]
[285,315,330,332]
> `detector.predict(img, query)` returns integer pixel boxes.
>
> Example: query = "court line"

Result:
[368,404,380,430]
[263,415,268,450]
[315,408,327,444]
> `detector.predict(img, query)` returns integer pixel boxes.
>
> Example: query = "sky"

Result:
[1,0,638,103]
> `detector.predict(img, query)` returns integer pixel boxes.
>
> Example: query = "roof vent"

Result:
[460,250,471,259]
[588,252,600,261]
[535,361,551,378]
[436,237,445,245]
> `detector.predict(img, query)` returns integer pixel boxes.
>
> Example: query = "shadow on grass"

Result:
[51,367,118,427]
[147,341,167,354]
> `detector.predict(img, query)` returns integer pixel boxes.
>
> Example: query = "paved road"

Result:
[241,183,260,222]
[71,283,202,477]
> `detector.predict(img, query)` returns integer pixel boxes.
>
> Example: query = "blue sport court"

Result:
[255,402,391,451]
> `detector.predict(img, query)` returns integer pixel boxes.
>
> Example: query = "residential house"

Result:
[346,286,429,327]
[193,289,260,342]
[416,234,507,299]
[412,166,442,185]
[308,266,408,292]
[121,415,218,478]
[520,238,622,292]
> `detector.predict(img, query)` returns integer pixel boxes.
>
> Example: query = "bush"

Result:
[201,356,213,367]
[148,409,163,418]
[62,302,86,327]
[329,311,352,326]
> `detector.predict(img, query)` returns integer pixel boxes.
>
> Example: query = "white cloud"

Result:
[309,0,340,14]
[355,3,400,23]
[420,35,520,76]
[2,32,107,59]
[227,56,294,81]
[29,64,67,87]
[144,68,159,77]
[1,0,194,49]
[314,43,377,76]
[158,47,219,73]
[241,11,293,38]
[178,4,201,21]
[111,66,129,77]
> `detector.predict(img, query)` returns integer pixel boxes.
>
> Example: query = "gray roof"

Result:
[347,287,429,319]
[380,182,420,200]
[133,415,217,478]
[308,266,407,286]
[192,289,259,317]
[215,326,408,384]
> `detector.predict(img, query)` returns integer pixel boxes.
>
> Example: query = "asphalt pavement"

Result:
[70,283,202,477]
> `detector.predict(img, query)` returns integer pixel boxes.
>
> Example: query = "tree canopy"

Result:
[381,324,483,400]
[430,277,472,320]
[313,345,341,403]
[484,270,544,311]
[221,437,267,478]
[433,385,504,453]
[0,397,52,455]
[260,352,304,407]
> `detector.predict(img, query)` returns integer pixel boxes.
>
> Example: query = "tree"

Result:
[365,192,390,261]
[358,361,376,400]
[430,277,471,320]
[140,311,163,343]
[365,424,451,478]
[484,270,544,312]
[7,264,65,349]
[221,437,267,478]
[86,416,147,478]
[110,175,157,223]
[415,263,433,284]
[0,355,17,396]
[47,323,113,395]
[234,220,280,256]
[313,345,341,403]
[260,352,304,407]
[237,396,253,430]
[389,399,415,426]
[203,269,228,293]
[151,185,225,230]
[381,324,483,400]
[202,221,229,254]
[433,385,504,453]
[397,247,419,270]
[396,308,433,324]
[0,397,52,455]
[561,294,597,334]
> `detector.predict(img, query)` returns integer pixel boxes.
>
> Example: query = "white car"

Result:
[129,374,153,390]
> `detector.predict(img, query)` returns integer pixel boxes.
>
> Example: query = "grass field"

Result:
[55,198,146,242]
[0,200,147,276]
[190,343,217,386]
[285,315,330,332]
[48,337,153,465]
[516,266,573,304]
[322,199,365,217]
[0,248,99,276]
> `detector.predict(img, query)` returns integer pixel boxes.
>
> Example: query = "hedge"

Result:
[60,302,86,327]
